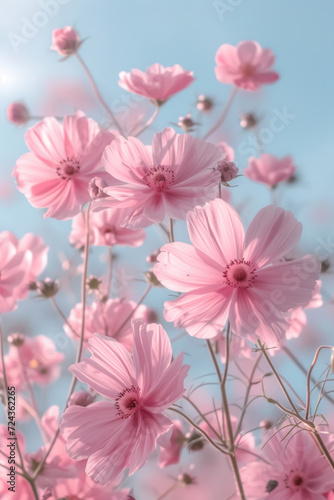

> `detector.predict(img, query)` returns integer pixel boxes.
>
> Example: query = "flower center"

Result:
[115,385,141,419]
[284,469,305,491]
[143,165,175,192]
[242,63,255,78]
[56,157,80,181]
[223,258,257,289]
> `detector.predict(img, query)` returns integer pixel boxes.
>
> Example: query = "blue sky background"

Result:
[1,1,334,495]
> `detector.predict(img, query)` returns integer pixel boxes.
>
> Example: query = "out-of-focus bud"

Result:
[37,279,59,299]
[146,249,161,264]
[68,391,94,407]
[86,275,102,291]
[50,26,81,57]
[240,112,258,129]
[321,259,330,273]
[260,419,273,431]
[286,174,298,184]
[40,488,53,500]
[88,177,109,200]
[178,473,196,486]
[196,94,214,112]
[217,160,239,184]
[7,102,30,125]
[28,281,38,291]
[7,333,25,347]
[145,271,163,287]
[177,113,198,132]
[187,431,205,451]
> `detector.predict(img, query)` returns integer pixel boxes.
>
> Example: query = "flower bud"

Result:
[240,112,258,129]
[50,26,81,57]
[187,431,205,451]
[86,276,102,291]
[68,391,94,407]
[178,473,196,486]
[321,259,330,273]
[177,113,198,132]
[196,94,214,112]
[145,271,162,287]
[217,160,239,183]
[88,177,108,200]
[7,102,30,125]
[146,249,161,264]
[37,279,59,299]
[7,333,25,347]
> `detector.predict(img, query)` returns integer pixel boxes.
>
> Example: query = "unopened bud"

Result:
[28,281,38,291]
[7,333,25,347]
[88,177,108,199]
[146,249,161,264]
[321,259,330,273]
[37,279,59,299]
[217,160,239,183]
[240,112,258,129]
[286,174,298,184]
[260,419,273,431]
[177,113,198,132]
[178,473,196,486]
[197,94,214,112]
[187,431,205,451]
[7,102,30,125]
[86,276,102,291]
[68,391,94,407]
[145,271,162,287]
[50,26,81,57]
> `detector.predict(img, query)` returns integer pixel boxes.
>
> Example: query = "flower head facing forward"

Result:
[98,128,223,229]
[154,199,320,346]
[118,63,195,105]
[13,111,116,220]
[244,154,296,188]
[215,41,279,91]
[60,322,190,484]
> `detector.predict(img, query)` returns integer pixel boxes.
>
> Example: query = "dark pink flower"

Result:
[154,199,320,346]
[7,102,30,125]
[13,112,116,220]
[60,322,189,484]
[215,41,279,91]
[244,154,296,187]
[119,64,195,105]
[50,26,81,56]
[99,128,222,228]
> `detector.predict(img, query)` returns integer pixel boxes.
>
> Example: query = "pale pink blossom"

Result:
[13,112,116,220]
[158,420,185,468]
[218,141,234,162]
[64,298,152,351]
[0,234,29,313]
[244,154,296,187]
[240,427,334,499]
[215,41,279,91]
[7,102,30,125]
[50,26,81,56]
[69,207,146,248]
[154,199,320,345]
[119,64,195,105]
[26,446,76,490]
[99,128,222,229]
[60,322,189,484]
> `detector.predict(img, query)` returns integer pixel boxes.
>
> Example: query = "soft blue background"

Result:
[1,0,334,496]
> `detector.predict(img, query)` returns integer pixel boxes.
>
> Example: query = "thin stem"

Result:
[218,182,222,199]
[33,202,92,480]
[133,107,160,137]
[169,218,174,243]
[305,345,333,419]
[75,53,124,136]
[106,247,113,298]
[183,395,226,443]
[202,87,238,140]
[51,297,79,339]
[112,284,152,339]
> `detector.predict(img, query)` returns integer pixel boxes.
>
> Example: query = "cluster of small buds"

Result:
[7,333,25,347]
[68,390,95,407]
[240,112,258,129]
[88,176,109,199]
[321,259,331,273]
[196,94,214,112]
[7,102,30,126]
[176,113,199,132]
[217,160,239,184]
[145,270,163,287]
[50,26,81,57]
[146,249,161,264]
[29,279,59,299]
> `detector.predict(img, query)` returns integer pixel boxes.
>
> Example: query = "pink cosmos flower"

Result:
[244,154,296,187]
[13,111,116,220]
[64,298,152,351]
[51,473,130,500]
[60,322,189,484]
[240,427,334,499]
[154,199,320,346]
[215,41,279,91]
[0,231,49,298]
[158,420,185,468]
[50,26,81,56]
[99,128,222,229]
[4,335,64,389]
[69,207,146,248]
[118,64,195,105]
[7,102,30,125]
